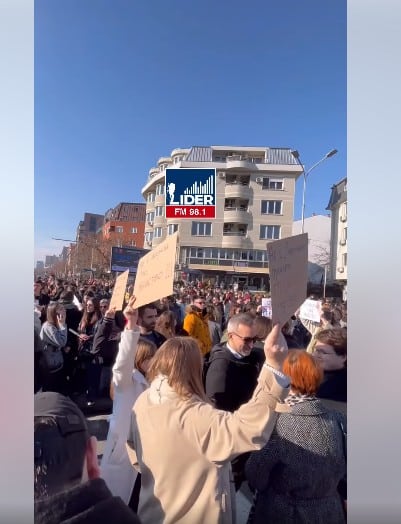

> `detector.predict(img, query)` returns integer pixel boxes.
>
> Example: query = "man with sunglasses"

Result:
[204,312,266,490]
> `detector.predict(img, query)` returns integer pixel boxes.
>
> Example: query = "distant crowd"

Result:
[34,274,347,524]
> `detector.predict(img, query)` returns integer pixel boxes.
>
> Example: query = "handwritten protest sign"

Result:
[299,298,322,323]
[266,233,308,326]
[133,232,178,309]
[109,269,130,311]
[261,298,272,318]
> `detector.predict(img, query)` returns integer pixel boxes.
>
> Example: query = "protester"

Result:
[92,300,125,396]
[313,327,347,407]
[206,304,223,346]
[182,295,212,355]
[137,303,166,348]
[39,303,68,393]
[101,297,157,510]
[126,324,289,524]
[204,313,266,490]
[34,391,141,524]
[154,310,177,339]
[245,350,346,524]
[77,298,101,406]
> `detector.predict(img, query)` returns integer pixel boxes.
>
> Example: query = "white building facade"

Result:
[292,214,331,284]
[327,178,347,296]
[141,145,302,289]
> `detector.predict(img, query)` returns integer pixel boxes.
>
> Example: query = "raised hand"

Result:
[123,295,138,329]
[263,324,288,371]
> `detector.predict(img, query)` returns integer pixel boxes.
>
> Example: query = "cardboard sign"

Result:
[266,233,308,326]
[261,298,272,318]
[299,298,322,323]
[109,269,129,311]
[133,232,178,308]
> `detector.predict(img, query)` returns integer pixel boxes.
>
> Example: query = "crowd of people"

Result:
[34,274,347,523]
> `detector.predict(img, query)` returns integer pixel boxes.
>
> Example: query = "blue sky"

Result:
[35,0,346,263]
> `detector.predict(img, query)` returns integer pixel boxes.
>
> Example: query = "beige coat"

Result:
[127,366,289,524]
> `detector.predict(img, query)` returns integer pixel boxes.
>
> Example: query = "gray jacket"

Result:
[40,322,68,349]
[245,399,346,524]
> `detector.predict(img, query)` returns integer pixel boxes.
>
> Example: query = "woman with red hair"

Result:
[245,350,346,524]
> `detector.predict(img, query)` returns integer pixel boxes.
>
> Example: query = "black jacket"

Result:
[91,312,125,366]
[317,367,347,403]
[204,343,264,412]
[34,478,141,524]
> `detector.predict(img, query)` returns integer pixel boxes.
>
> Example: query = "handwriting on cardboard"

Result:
[266,233,308,325]
[133,232,178,309]
[109,270,129,311]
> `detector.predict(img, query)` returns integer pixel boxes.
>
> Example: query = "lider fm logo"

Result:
[165,168,216,219]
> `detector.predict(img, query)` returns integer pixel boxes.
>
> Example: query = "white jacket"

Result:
[100,328,147,504]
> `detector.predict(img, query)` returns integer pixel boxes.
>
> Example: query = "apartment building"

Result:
[102,202,146,248]
[327,178,347,295]
[293,214,331,284]
[141,145,302,289]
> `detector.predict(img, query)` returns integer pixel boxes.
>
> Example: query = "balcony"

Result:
[148,167,159,178]
[223,207,251,223]
[224,182,251,199]
[226,154,254,170]
[222,230,251,248]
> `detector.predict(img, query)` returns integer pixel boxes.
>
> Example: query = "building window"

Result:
[145,232,153,243]
[191,222,212,236]
[167,224,178,235]
[156,184,165,196]
[260,225,281,240]
[154,227,163,238]
[155,206,164,217]
[147,193,155,203]
[132,227,138,234]
[131,240,136,247]
[116,226,123,233]
[262,178,284,190]
[146,212,155,224]
[261,200,283,214]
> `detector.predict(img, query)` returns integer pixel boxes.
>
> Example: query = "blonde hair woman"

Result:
[127,326,290,524]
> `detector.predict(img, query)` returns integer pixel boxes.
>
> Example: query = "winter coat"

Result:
[245,399,346,524]
[40,322,67,349]
[92,313,124,366]
[128,366,289,524]
[205,343,264,412]
[317,367,347,403]
[101,328,145,504]
[34,478,141,524]
[183,305,212,355]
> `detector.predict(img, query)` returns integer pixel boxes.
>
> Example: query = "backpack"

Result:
[41,343,64,374]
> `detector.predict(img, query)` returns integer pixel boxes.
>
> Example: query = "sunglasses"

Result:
[230,332,257,344]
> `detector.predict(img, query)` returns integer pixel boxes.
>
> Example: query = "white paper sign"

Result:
[261,298,272,318]
[299,299,322,323]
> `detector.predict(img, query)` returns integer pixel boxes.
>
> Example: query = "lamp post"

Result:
[291,149,338,233]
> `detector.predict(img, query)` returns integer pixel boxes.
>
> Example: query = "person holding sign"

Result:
[126,324,289,524]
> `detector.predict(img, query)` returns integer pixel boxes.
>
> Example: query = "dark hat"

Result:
[34,393,90,496]
[35,392,88,436]
[34,392,89,462]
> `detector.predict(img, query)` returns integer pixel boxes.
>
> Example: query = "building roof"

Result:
[184,146,299,165]
[107,202,146,221]
[326,177,347,210]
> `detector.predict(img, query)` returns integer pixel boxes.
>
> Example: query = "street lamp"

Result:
[291,149,338,233]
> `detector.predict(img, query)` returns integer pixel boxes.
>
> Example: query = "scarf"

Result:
[285,392,316,407]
